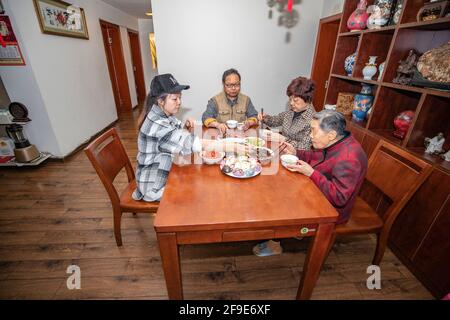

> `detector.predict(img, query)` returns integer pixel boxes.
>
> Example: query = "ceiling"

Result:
[101,0,152,19]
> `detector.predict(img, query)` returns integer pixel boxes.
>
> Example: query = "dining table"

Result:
[154,127,339,300]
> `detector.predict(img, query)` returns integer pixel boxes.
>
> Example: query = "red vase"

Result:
[347,0,369,32]
[393,110,415,139]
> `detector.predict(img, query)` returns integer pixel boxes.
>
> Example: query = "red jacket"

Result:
[297,132,368,224]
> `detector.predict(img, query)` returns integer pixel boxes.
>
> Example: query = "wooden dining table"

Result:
[154,129,339,300]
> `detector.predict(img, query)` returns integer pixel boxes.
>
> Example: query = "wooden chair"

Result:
[329,140,433,265]
[84,128,158,246]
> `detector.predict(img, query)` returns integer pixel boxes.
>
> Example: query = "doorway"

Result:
[311,14,341,111]
[100,20,132,114]
[128,29,146,104]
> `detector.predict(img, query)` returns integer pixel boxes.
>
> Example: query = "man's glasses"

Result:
[224,83,241,89]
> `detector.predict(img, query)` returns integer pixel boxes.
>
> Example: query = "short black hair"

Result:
[222,68,241,83]
[313,110,347,136]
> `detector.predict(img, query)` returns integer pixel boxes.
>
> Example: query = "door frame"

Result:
[310,13,342,111]
[99,19,132,115]
[127,28,147,105]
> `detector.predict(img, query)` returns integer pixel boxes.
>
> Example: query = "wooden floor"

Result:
[0,109,433,300]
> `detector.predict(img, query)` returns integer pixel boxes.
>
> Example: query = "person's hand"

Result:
[257,112,267,122]
[243,119,257,131]
[280,141,296,155]
[215,123,228,135]
[184,118,196,132]
[286,160,314,177]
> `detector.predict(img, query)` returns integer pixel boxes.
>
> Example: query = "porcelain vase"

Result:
[347,0,369,32]
[344,52,357,76]
[363,56,378,80]
[352,83,374,122]
[378,61,385,81]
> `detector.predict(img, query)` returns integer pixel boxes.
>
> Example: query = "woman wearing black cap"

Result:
[133,74,248,202]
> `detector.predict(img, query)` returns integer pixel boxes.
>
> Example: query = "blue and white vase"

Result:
[352,83,374,122]
[344,52,357,76]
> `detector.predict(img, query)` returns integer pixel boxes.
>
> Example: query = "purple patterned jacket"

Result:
[297,132,368,224]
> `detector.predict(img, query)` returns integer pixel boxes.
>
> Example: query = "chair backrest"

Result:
[84,128,135,206]
[366,140,433,225]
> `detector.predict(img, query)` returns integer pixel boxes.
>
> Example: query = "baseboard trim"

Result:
[49,120,118,162]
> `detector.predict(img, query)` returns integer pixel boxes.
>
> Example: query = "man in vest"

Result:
[202,68,258,134]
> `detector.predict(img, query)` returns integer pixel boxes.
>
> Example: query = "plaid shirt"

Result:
[133,105,198,202]
[263,104,315,150]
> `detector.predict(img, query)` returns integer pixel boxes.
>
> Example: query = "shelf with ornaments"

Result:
[367,85,423,146]
[352,31,394,81]
[331,35,361,77]
[331,74,381,86]
[399,15,450,30]
[405,94,450,163]
[400,0,450,25]
[382,26,450,90]
[325,76,379,129]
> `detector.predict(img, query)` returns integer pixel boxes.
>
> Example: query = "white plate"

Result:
[219,137,245,144]
[220,157,262,179]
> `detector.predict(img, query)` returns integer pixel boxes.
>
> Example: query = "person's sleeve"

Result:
[158,125,196,156]
[309,159,361,208]
[246,99,258,122]
[202,99,218,126]
[264,111,287,127]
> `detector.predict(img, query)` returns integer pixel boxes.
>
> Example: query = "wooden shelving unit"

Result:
[323,0,450,299]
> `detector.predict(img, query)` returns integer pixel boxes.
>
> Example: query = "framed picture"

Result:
[33,0,89,40]
[0,43,25,66]
[0,16,17,42]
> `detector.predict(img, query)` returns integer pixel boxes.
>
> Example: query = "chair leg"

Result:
[372,232,388,266]
[113,208,123,247]
[325,232,336,259]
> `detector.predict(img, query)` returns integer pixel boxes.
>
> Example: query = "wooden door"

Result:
[311,14,341,111]
[128,30,147,104]
[100,20,132,114]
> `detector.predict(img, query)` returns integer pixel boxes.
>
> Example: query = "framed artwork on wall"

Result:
[33,0,89,40]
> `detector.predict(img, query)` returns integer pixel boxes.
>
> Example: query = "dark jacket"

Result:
[297,132,368,224]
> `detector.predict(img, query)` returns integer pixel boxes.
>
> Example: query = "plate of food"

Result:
[200,150,225,165]
[244,136,265,147]
[220,155,262,178]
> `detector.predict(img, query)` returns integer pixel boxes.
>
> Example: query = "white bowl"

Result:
[200,151,225,165]
[226,120,238,129]
[280,154,299,170]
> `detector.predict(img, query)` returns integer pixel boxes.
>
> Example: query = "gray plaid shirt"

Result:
[133,105,198,202]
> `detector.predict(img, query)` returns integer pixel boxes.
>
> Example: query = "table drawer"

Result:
[222,229,274,242]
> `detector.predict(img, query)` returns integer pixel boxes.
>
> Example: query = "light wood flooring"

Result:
[0,109,433,300]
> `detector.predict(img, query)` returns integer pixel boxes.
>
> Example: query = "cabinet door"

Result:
[390,169,450,259]
[413,196,450,298]
[347,123,365,144]
[361,131,380,158]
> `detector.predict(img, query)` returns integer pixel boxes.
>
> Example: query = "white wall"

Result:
[138,18,158,95]
[152,0,325,120]
[322,0,344,17]
[0,0,139,156]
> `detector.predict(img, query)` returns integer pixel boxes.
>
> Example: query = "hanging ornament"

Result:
[287,0,293,12]
[267,0,276,19]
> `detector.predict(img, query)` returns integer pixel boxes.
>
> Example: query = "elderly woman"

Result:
[133,73,248,202]
[253,110,368,257]
[257,76,316,150]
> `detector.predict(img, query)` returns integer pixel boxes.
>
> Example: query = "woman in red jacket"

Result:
[254,110,368,257]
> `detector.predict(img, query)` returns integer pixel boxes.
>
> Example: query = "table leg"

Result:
[157,232,183,300]
[296,222,335,300]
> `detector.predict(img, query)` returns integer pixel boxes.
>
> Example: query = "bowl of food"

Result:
[200,150,225,165]
[253,147,274,165]
[244,136,265,147]
[280,154,299,171]
[226,120,238,129]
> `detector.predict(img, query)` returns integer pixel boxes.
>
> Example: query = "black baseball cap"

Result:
[150,73,190,98]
